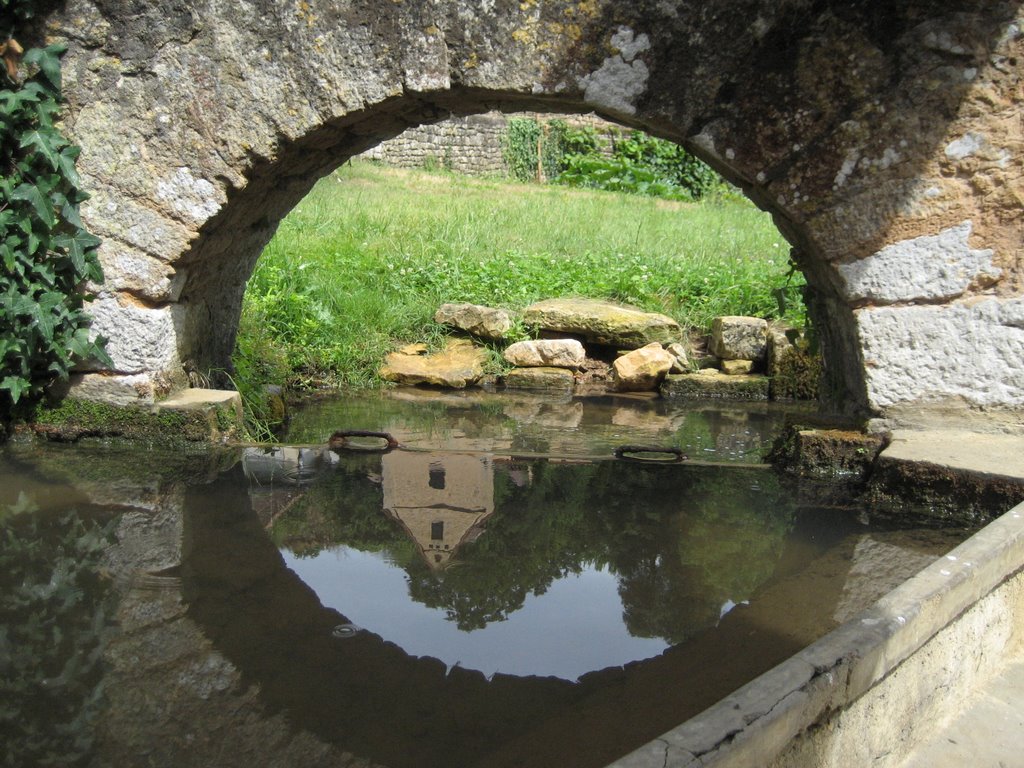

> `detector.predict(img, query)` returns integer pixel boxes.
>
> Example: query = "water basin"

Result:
[0,392,974,768]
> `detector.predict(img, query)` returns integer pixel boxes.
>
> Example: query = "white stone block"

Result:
[837,222,1000,303]
[83,295,182,373]
[856,298,1024,409]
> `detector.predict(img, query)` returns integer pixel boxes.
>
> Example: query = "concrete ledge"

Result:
[609,501,1024,768]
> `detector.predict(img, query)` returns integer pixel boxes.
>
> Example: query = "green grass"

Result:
[236,160,803,392]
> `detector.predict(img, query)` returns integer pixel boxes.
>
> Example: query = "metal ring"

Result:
[328,430,400,452]
[613,445,687,462]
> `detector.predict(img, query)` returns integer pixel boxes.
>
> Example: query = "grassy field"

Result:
[235,161,802,397]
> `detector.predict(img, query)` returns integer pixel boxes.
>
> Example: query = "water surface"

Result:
[0,392,974,768]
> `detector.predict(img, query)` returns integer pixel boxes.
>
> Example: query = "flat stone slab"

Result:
[882,429,1024,482]
[523,298,682,349]
[158,388,242,411]
[380,339,487,388]
[153,388,244,439]
[661,371,769,400]
[503,366,575,392]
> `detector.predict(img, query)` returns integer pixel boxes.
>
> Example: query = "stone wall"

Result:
[361,111,616,176]
[362,113,508,175]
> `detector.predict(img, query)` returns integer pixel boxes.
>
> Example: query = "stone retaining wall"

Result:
[362,111,617,176]
[612,498,1024,768]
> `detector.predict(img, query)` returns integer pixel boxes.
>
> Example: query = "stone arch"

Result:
[43,0,1022,421]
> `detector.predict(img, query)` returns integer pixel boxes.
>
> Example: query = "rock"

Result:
[380,339,487,388]
[767,326,822,400]
[721,359,754,375]
[434,302,514,340]
[710,316,768,362]
[666,342,692,373]
[613,343,675,392]
[503,366,576,392]
[523,298,682,349]
[768,427,885,478]
[503,339,585,369]
[661,371,770,400]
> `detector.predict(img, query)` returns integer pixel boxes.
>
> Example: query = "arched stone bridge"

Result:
[38,0,1023,421]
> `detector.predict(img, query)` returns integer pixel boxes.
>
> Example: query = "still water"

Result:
[0,391,972,768]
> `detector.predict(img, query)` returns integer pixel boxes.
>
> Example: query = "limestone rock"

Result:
[503,366,575,393]
[710,316,768,362]
[721,359,754,375]
[523,298,682,349]
[434,302,514,340]
[661,371,769,400]
[503,339,585,369]
[613,343,675,392]
[380,339,486,388]
[667,342,692,373]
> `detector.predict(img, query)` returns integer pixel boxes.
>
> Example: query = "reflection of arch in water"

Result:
[180,470,857,768]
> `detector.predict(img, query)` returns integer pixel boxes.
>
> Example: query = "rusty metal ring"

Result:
[613,445,687,462]
[328,430,399,452]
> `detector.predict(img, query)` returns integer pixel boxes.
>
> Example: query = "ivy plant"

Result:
[1,17,110,422]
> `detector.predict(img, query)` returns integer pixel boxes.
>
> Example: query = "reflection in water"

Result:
[382,452,495,570]
[265,449,796,678]
[0,399,976,768]
[283,389,812,462]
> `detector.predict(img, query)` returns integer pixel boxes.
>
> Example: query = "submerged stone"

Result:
[523,298,682,349]
[661,371,769,400]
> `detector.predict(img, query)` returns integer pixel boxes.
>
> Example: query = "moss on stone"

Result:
[30,398,215,444]
[770,347,822,400]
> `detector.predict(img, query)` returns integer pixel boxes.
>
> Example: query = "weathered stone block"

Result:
[721,359,755,375]
[836,222,1000,303]
[856,298,1024,410]
[503,339,585,369]
[503,366,575,393]
[523,298,682,349]
[613,343,675,392]
[82,295,183,373]
[767,328,822,400]
[710,316,768,362]
[667,342,693,373]
[434,302,514,340]
[768,427,885,479]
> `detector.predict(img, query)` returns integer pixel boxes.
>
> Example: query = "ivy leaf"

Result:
[0,375,30,404]
[19,129,60,170]
[11,182,56,229]
[22,45,64,95]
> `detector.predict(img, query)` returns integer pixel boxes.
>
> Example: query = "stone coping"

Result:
[609,497,1024,767]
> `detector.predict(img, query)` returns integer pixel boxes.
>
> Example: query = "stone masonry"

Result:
[362,110,616,176]
[29,0,1024,423]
